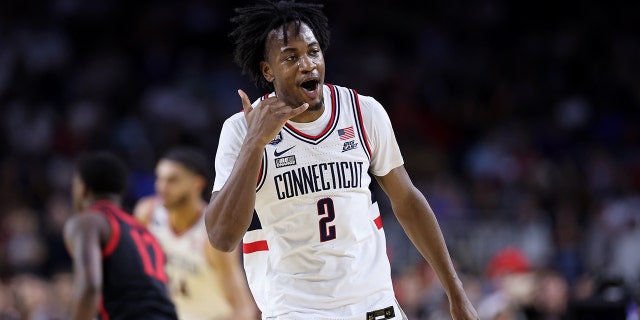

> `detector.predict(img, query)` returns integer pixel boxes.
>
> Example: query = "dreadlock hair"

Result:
[76,151,128,197]
[229,0,330,89]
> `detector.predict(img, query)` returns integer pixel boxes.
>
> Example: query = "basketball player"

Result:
[64,151,178,320]
[205,1,479,319]
[134,146,257,320]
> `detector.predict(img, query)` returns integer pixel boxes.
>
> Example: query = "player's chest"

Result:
[263,127,368,173]
[257,129,370,201]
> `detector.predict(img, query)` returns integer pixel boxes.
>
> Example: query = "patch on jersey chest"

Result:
[269,132,283,145]
[275,155,297,168]
[366,306,395,320]
[338,126,355,140]
[342,140,358,152]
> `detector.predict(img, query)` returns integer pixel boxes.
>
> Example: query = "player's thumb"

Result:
[238,89,252,114]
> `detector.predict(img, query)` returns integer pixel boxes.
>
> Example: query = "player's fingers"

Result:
[287,103,309,119]
[237,89,252,114]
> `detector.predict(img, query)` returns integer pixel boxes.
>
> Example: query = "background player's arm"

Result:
[133,196,156,226]
[376,166,478,320]
[205,243,258,320]
[63,213,109,320]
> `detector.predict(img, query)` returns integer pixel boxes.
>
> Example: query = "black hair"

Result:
[76,151,128,196]
[162,146,210,179]
[229,0,330,89]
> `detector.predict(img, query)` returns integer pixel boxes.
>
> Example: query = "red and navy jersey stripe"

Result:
[282,83,340,144]
[243,210,269,254]
[349,89,372,160]
[256,149,268,192]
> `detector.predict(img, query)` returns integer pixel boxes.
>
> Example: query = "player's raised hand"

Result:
[238,89,308,146]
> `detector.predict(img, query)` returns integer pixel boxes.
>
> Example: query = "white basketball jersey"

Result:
[213,84,405,319]
[148,203,233,320]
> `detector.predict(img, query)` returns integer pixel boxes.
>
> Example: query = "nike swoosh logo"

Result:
[274,146,295,157]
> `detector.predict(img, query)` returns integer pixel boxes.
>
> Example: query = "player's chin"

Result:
[159,198,174,208]
[307,100,323,111]
[299,93,323,110]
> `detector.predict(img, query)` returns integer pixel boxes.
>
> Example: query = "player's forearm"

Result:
[230,306,258,320]
[70,285,100,320]
[205,138,265,252]
[228,280,258,319]
[392,187,465,297]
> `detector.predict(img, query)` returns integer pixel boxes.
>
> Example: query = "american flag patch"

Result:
[338,126,355,140]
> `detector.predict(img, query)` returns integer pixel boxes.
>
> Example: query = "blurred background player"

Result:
[134,146,257,320]
[64,151,177,320]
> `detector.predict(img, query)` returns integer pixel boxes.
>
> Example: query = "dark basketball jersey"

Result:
[92,200,178,320]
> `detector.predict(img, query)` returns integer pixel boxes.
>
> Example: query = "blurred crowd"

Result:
[0,0,638,319]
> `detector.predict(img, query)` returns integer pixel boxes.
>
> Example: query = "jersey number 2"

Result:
[130,229,168,282]
[317,198,336,242]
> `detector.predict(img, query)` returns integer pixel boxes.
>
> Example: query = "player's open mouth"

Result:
[300,79,320,99]
[300,79,319,91]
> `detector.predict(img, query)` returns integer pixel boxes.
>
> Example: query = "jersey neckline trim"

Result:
[282,83,339,145]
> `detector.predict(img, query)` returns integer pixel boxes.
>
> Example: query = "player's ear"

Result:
[81,182,90,199]
[194,176,207,191]
[76,179,90,201]
[261,61,274,83]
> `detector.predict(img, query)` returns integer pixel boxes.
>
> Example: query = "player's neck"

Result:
[86,195,121,209]
[166,198,205,234]
[290,103,324,123]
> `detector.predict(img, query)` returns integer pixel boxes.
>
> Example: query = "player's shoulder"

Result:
[228,110,247,121]
[356,94,383,111]
[222,110,248,129]
[133,195,159,225]
[328,83,382,109]
[64,211,110,238]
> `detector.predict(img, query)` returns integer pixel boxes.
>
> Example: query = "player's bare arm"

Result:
[63,212,109,320]
[205,90,308,252]
[376,165,479,320]
[204,243,258,320]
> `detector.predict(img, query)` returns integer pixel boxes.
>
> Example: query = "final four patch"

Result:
[342,140,358,152]
[269,132,283,145]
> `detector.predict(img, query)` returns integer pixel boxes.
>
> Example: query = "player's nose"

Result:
[297,54,316,71]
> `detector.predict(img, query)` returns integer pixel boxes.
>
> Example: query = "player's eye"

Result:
[285,55,297,62]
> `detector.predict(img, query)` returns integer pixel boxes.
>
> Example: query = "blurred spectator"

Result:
[394,262,446,319]
[2,206,47,276]
[0,280,20,319]
[526,269,570,320]
[514,196,553,269]
[477,247,533,320]
[603,196,640,286]
[41,193,72,277]
[10,274,52,319]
